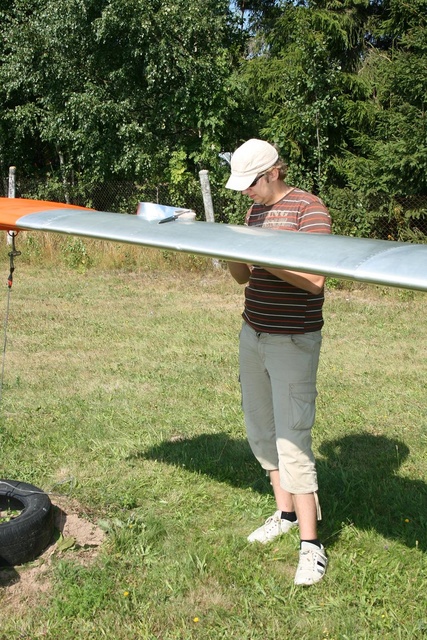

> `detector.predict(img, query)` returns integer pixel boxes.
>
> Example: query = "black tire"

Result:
[0,479,54,566]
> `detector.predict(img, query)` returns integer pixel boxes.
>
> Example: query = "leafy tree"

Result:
[339,0,427,196]
[240,1,368,191]
[0,0,243,190]
[237,0,427,232]
[2,0,426,237]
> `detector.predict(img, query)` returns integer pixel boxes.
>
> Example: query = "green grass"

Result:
[0,246,427,639]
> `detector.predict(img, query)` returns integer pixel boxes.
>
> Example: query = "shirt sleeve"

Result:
[298,197,332,235]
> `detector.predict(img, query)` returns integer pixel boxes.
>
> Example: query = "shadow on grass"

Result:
[317,433,427,552]
[135,431,427,552]
[129,433,271,494]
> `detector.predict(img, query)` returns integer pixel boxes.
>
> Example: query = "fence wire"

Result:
[2,176,427,242]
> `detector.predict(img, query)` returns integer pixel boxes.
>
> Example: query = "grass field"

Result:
[0,242,426,639]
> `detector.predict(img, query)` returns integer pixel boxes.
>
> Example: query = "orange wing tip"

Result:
[0,197,93,232]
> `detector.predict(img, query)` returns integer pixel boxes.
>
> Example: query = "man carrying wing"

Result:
[226,139,331,586]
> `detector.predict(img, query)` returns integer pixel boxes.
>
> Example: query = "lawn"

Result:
[0,248,426,639]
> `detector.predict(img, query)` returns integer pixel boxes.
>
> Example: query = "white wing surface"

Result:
[1,198,427,292]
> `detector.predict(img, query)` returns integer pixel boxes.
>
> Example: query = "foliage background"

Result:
[1,0,427,239]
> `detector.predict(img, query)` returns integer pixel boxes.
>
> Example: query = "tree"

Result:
[0,0,242,188]
[339,0,427,197]
[228,0,427,238]
[240,1,371,191]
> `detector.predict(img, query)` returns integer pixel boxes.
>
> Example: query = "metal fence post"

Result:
[199,169,220,268]
[7,166,16,245]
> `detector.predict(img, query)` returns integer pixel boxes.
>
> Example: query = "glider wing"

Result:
[1,197,426,292]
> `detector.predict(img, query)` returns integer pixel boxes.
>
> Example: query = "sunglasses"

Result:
[248,169,271,188]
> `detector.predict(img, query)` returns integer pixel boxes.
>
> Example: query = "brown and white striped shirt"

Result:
[243,188,332,334]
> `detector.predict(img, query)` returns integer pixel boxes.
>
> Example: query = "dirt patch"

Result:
[0,495,106,612]
[53,495,106,553]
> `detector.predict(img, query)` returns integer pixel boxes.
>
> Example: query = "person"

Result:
[225,139,331,586]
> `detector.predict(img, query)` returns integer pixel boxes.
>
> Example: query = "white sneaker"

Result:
[247,510,298,544]
[294,541,328,586]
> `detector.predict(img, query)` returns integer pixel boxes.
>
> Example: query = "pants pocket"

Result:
[289,382,317,430]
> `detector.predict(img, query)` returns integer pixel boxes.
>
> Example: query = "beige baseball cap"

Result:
[225,139,278,191]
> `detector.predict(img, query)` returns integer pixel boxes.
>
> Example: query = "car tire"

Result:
[0,479,54,566]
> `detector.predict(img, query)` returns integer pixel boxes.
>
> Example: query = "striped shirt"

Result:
[243,188,332,334]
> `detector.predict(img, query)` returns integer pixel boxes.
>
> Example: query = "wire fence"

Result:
[1,174,212,219]
[2,173,427,242]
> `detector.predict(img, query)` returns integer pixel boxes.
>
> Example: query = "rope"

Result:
[0,238,77,502]
[0,232,21,404]
[0,478,77,497]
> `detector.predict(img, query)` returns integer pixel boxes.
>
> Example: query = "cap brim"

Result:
[225,173,257,191]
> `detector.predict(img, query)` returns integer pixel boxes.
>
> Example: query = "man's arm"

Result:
[228,261,324,292]
[227,261,251,284]
[264,267,325,294]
